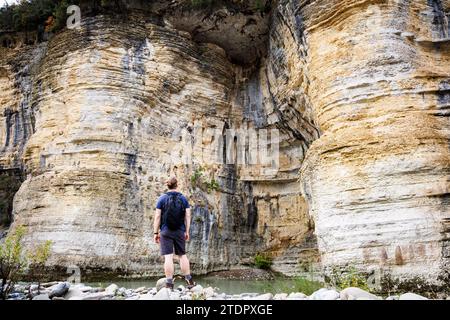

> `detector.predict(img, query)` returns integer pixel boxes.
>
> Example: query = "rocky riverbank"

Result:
[3,280,447,301]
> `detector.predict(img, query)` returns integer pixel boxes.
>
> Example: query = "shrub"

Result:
[0,0,127,34]
[27,240,52,296]
[205,178,219,193]
[0,0,61,32]
[191,292,206,300]
[0,226,28,300]
[190,167,220,193]
[190,167,204,187]
[277,277,324,296]
[50,0,72,32]
[327,265,370,292]
[0,226,52,300]
[254,253,272,270]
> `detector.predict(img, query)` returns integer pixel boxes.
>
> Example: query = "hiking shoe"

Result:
[186,278,196,289]
[165,282,174,290]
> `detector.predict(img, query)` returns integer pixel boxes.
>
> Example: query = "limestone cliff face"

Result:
[1,1,316,277]
[2,13,262,275]
[299,0,450,289]
[0,0,449,290]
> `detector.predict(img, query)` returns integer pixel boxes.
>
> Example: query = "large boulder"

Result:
[152,288,171,300]
[310,289,340,300]
[287,292,307,300]
[105,284,119,295]
[340,287,380,300]
[309,288,326,300]
[190,285,203,294]
[399,293,428,300]
[155,278,167,292]
[48,282,70,299]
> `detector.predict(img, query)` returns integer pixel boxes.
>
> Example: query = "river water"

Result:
[87,276,323,295]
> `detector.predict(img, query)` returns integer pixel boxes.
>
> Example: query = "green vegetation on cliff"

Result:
[254,253,273,270]
[0,0,80,32]
[190,167,220,193]
[0,0,271,33]
[0,0,127,33]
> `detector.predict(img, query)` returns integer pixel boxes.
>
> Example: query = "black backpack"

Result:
[162,193,186,230]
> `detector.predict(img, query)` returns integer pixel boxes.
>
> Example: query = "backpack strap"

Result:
[165,192,181,202]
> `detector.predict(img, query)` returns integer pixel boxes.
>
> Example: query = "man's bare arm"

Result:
[154,209,161,234]
[185,208,191,235]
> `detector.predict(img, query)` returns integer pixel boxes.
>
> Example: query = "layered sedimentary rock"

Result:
[1,1,317,277]
[240,0,321,274]
[300,0,450,289]
[4,14,248,274]
[0,0,449,290]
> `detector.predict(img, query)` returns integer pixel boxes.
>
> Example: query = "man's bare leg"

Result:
[179,255,190,276]
[179,254,195,288]
[164,254,174,287]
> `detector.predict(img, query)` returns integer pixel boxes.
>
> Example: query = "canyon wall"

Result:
[299,0,450,289]
[0,1,318,278]
[0,0,449,290]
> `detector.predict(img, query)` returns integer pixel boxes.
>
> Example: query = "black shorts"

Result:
[160,229,186,256]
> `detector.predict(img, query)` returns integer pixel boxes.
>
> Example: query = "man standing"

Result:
[153,177,196,290]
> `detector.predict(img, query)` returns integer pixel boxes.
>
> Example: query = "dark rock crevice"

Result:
[428,0,449,39]
[0,168,24,230]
